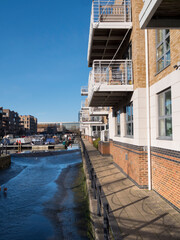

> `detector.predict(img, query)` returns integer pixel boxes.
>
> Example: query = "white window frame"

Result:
[156,29,170,73]
[125,103,133,137]
[158,88,172,140]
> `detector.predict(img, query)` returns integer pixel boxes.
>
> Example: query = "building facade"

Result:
[3,109,20,136]
[20,115,37,135]
[0,107,3,138]
[80,0,180,210]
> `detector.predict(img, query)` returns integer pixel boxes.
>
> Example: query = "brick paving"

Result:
[82,139,180,240]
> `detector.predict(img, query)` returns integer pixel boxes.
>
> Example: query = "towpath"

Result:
[82,139,180,240]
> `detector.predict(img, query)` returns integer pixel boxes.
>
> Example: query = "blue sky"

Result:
[0,0,91,122]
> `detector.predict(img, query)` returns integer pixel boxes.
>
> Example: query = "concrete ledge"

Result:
[0,155,11,169]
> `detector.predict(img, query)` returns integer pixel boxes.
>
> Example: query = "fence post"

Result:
[93,174,97,199]
[103,203,109,240]
[97,185,102,216]
[90,168,94,187]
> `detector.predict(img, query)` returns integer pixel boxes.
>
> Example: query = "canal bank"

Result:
[0,147,90,240]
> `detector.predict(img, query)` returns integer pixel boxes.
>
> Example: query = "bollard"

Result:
[93,174,97,199]
[97,185,102,216]
[90,168,94,184]
[103,203,110,240]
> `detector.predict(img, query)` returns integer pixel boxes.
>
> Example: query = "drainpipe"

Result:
[145,29,152,190]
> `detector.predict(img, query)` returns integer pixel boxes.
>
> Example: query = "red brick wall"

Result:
[98,141,110,155]
[151,147,180,209]
[109,140,148,188]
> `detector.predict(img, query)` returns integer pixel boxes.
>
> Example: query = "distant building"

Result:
[0,107,3,138]
[37,122,80,134]
[37,123,62,135]
[62,122,80,132]
[20,115,37,135]
[3,109,20,136]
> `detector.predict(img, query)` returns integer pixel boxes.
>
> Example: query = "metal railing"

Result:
[90,107,109,115]
[93,60,133,85]
[81,100,89,109]
[101,130,109,142]
[92,0,131,24]
[80,138,117,240]
[92,131,101,138]
[81,86,88,95]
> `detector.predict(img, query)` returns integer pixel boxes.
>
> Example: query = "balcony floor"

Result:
[88,26,132,67]
[140,0,180,28]
[89,85,133,107]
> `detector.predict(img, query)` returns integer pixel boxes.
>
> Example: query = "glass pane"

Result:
[97,126,100,131]
[117,125,120,136]
[165,118,172,137]
[117,111,120,123]
[131,104,133,121]
[165,50,171,66]
[159,93,165,117]
[132,123,133,136]
[157,30,164,45]
[126,106,131,121]
[159,119,165,136]
[157,57,164,72]
[157,44,164,59]
[101,126,104,131]
[166,36,170,51]
[93,126,96,131]
[165,29,169,36]
[165,90,171,115]
[127,123,131,135]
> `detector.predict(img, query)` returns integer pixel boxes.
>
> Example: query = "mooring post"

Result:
[93,174,97,199]
[97,185,102,216]
[103,203,109,240]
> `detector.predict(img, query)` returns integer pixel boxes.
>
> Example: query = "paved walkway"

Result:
[83,139,180,240]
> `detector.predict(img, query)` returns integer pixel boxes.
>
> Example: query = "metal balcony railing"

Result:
[92,0,131,24]
[92,60,133,85]
[90,107,109,115]
[101,130,109,142]
[81,100,89,109]
[81,86,88,96]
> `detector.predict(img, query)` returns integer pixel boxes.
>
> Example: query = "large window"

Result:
[156,29,170,73]
[158,88,172,139]
[115,110,121,136]
[126,103,133,136]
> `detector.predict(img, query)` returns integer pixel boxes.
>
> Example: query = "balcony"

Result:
[88,60,133,107]
[139,0,180,29]
[89,107,109,116]
[81,100,89,110]
[81,86,88,96]
[88,0,132,67]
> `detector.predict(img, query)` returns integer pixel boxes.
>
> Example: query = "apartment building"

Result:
[81,0,180,210]
[20,115,37,135]
[3,109,20,136]
[0,107,3,138]
[80,91,108,144]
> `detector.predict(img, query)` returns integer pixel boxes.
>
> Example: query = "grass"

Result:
[72,163,93,239]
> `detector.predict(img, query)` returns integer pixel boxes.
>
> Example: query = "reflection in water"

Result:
[0,149,88,240]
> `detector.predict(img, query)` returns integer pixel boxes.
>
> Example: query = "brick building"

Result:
[80,0,180,210]
[0,107,3,138]
[20,115,37,135]
[3,109,20,136]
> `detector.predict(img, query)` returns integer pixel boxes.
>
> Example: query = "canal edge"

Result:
[80,140,104,240]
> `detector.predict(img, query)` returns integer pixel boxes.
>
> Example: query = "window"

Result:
[115,110,121,136]
[156,29,170,73]
[126,103,133,136]
[158,88,172,139]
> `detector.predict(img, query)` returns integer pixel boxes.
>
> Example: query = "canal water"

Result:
[0,148,88,240]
